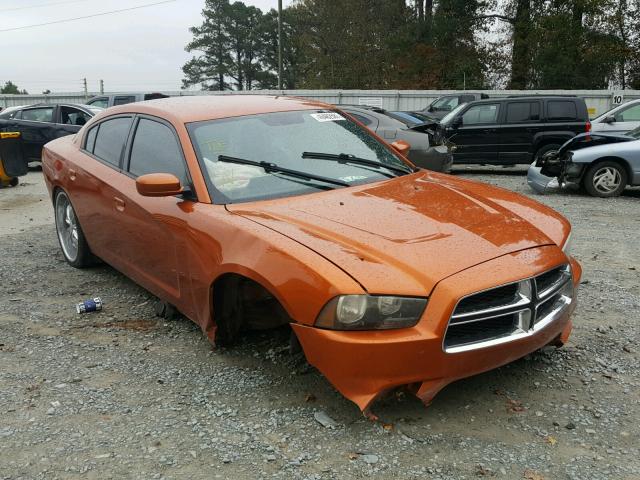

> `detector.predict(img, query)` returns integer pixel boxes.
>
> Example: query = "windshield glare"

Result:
[188,110,410,204]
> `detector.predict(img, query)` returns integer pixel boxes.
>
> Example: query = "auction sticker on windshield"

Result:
[310,112,345,122]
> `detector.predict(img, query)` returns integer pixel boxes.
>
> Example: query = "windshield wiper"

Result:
[217,155,350,188]
[302,151,415,175]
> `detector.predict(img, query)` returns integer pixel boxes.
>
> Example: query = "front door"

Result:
[114,116,195,313]
[450,102,502,164]
[497,100,543,164]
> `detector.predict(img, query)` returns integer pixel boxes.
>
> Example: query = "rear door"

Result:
[497,100,542,164]
[14,106,57,161]
[450,102,501,164]
[69,115,134,268]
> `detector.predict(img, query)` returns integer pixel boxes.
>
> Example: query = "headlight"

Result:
[561,231,572,256]
[315,295,427,330]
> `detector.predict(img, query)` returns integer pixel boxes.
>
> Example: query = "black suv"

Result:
[437,96,591,165]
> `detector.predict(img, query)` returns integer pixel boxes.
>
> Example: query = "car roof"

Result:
[94,95,331,124]
[468,96,581,105]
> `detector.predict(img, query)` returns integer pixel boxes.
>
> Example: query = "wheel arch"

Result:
[581,156,633,183]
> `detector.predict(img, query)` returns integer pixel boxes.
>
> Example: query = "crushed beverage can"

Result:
[76,297,103,314]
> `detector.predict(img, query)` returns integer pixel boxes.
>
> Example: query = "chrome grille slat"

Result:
[444,264,573,353]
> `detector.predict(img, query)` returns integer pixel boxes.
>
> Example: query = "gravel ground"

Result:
[1,169,638,480]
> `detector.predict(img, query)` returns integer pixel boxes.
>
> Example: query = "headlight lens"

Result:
[561,231,572,256]
[316,295,427,330]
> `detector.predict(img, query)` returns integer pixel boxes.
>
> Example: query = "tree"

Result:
[1,81,27,95]
[183,0,233,90]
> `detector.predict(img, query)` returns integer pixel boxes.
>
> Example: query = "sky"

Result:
[0,0,293,94]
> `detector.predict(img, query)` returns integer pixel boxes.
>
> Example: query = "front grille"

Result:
[444,264,573,353]
[455,283,519,316]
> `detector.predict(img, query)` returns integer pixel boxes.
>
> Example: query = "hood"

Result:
[559,132,634,156]
[227,172,563,296]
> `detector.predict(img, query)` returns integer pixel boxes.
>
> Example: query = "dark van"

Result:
[438,96,591,165]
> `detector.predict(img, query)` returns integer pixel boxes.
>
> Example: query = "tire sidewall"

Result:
[534,143,562,162]
[584,161,627,198]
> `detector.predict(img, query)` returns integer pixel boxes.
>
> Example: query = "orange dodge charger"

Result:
[42,95,581,413]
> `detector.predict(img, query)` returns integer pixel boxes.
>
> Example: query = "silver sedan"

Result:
[528,127,640,197]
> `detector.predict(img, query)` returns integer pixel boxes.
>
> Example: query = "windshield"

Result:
[628,126,640,139]
[188,110,411,204]
[431,96,459,111]
[440,104,467,125]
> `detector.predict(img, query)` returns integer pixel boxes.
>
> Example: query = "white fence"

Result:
[2,89,639,118]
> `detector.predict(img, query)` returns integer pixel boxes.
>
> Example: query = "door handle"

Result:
[69,169,77,181]
[482,128,497,133]
[114,196,125,212]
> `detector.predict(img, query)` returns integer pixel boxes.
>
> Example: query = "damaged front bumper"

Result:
[292,247,581,413]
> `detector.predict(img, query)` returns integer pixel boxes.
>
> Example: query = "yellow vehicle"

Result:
[0,132,27,187]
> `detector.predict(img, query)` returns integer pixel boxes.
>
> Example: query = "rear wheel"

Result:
[54,190,93,267]
[583,161,627,197]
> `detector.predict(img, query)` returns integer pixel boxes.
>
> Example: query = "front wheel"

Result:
[583,161,627,198]
[54,190,93,267]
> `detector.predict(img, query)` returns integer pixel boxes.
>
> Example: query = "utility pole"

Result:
[277,0,283,90]
[99,79,104,94]
[83,78,88,100]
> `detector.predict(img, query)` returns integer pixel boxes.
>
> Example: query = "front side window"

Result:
[188,110,411,204]
[93,117,132,167]
[547,101,577,121]
[21,107,54,123]
[616,104,640,122]
[128,118,188,185]
[61,106,91,126]
[88,97,108,109]
[461,104,500,125]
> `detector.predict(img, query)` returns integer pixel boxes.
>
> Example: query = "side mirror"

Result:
[452,117,463,128]
[390,139,411,156]
[136,173,183,197]
[604,115,615,124]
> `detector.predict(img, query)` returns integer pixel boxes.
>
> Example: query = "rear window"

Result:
[547,101,577,121]
[93,117,133,167]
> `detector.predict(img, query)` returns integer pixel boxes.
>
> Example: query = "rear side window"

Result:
[93,117,132,167]
[21,107,54,123]
[506,102,540,123]
[114,96,136,106]
[128,118,188,185]
[84,125,98,153]
[547,101,577,121]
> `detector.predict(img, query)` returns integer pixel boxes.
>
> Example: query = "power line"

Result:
[0,0,96,13]
[0,0,176,33]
